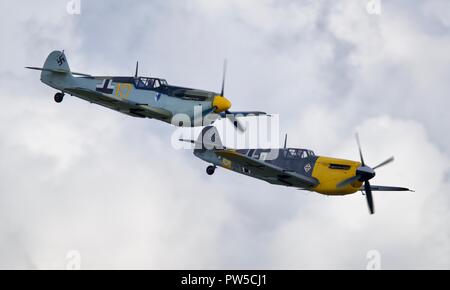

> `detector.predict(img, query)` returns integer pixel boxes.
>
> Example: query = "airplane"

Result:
[26,50,265,131]
[181,126,413,215]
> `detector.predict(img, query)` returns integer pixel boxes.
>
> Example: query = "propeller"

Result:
[135,61,139,78]
[373,156,394,170]
[220,59,227,97]
[337,134,395,215]
[364,181,374,215]
[214,59,246,132]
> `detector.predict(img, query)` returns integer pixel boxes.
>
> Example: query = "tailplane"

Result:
[26,50,71,75]
[26,50,74,88]
[179,126,225,150]
[26,51,91,80]
[26,51,93,89]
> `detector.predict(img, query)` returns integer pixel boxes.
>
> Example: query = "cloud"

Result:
[0,0,448,269]
[269,115,450,269]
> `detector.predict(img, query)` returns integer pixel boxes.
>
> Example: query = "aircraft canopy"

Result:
[134,77,168,89]
[285,148,315,159]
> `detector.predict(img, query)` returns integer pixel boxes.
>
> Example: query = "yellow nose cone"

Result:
[212,96,232,113]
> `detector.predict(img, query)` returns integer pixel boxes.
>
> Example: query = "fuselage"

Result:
[194,148,363,195]
[41,72,228,125]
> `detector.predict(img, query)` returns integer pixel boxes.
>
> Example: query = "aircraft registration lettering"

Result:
[115,83,133,99]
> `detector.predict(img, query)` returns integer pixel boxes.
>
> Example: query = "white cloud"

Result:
[0,0,448,269]
[270,116,449,269]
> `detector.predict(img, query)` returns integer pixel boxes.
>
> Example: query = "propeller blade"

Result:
[284,134,288,149]
[337,175,361,188]
[368,185,413,192]
[135,61,139,78]
[233,119,245,132]
[364,181,375,215]
[201,106,217,117]
[225,110,245,132]
[220,59,227,97]
[373,156,394,170]
[355,133,365,166]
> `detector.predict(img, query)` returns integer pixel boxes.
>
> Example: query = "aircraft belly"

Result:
[226,160,310,189]
[65,89,174,121]
[67,92,128,114]
[217,161,285,186]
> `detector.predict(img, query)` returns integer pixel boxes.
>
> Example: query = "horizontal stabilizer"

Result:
[179,126,227,150]
[179,138,228,149]
[25,66,92,77]
[179,139,196,144]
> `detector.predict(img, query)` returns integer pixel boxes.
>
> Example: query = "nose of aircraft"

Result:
[356,165,376,181]
[212,95,232,113]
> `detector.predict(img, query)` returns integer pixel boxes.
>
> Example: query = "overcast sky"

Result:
[0,0,449,269]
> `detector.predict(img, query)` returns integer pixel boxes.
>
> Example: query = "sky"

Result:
[0,0,449,269]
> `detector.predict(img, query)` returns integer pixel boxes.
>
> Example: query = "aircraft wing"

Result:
[365,185,413,192]
[64,87,172,120]
[219,111,267,117]
[215,150,318,188]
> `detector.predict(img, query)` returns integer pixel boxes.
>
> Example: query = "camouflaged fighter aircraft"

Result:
[26,51,265,130]
[181,127,413,215]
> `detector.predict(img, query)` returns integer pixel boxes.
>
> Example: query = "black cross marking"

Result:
[96,79,114,94]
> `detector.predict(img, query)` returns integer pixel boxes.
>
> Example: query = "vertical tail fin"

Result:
[39,51,73,88]
[26,51,90,90]
[42,50,71,73]
[196,126,224,150]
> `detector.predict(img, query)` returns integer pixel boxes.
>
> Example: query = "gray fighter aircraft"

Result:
[181,126,412,215]
[27,51,265,130]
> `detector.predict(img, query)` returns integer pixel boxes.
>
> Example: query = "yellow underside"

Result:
[311,156,362,195]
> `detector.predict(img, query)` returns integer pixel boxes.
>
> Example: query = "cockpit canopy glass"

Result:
[286,149,315,159]
[134,77,168,89]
